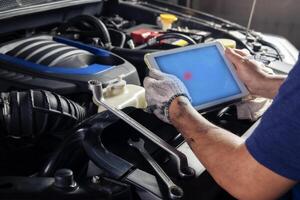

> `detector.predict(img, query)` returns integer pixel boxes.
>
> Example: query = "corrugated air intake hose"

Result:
[0,90,86,138]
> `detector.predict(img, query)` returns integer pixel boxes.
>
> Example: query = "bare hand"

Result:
[225,48,280,98]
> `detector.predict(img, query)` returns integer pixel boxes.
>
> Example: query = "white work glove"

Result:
[143,69,191,123]
[235,96,272,121]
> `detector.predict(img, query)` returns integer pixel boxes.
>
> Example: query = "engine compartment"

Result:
[0,0,296,199]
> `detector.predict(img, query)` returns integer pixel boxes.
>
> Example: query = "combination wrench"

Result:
[88,80,195,178]
[128,138,184,200]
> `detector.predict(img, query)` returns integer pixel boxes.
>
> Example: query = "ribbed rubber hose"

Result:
[0,90,86,138]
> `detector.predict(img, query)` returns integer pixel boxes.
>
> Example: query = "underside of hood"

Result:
[0,0,103,20]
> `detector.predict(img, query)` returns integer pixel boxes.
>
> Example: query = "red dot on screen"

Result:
[183,72,192,80]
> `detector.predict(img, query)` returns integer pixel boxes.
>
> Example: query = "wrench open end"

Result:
[88,80,104,102]
[128,138,184,200]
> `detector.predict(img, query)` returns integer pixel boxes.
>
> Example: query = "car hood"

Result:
[0,0,102,20]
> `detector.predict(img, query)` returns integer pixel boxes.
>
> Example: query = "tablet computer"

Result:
[144,42,249,111]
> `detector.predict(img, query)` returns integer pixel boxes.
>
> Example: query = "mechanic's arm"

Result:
[169,96,296,200]
[225,48,286,99]
[144,49,292,200]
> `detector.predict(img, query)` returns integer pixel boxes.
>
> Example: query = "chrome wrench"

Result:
[88,80,195,178]
[128,138,184,200]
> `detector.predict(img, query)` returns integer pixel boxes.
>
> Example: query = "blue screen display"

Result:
[155,46,242,107]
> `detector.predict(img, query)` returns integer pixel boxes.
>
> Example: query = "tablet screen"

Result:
[154,45,242,107]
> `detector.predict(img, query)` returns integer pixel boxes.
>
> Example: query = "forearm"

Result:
[169,97,294,199]
[169,97,246,196]
[144,67,294,199]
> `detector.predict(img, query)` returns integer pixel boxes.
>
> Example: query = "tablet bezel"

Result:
[144,42,249,111]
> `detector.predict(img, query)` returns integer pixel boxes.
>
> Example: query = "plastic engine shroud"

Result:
[0,35,140,94]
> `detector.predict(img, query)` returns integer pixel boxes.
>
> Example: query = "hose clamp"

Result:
[0,93,11,133]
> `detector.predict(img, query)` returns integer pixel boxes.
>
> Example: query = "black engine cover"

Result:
[0,35,140,94]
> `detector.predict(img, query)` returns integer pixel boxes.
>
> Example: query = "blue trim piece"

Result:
[54,36,111,57]
[0,53,112,75]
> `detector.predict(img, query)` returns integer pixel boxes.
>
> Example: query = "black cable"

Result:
[156,32,197,45]
[111,47,156,63]
[58,15,112,48]
[108,28,126,48]
[134,32,197,49]
[39,130,86,177]
[257,38,283,61]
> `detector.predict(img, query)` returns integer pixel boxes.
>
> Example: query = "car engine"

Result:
[0,0,297,200]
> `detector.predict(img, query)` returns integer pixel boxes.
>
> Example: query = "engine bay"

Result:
[0,0,297,199]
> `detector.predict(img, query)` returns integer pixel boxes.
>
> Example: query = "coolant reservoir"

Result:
[96,77,147,113]
[215,39,237,49]
[159,13,178,31]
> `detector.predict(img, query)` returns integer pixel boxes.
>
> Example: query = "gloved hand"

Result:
[143,69,191,123]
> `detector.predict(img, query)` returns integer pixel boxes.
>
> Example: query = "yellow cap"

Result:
[172,39,189,47]
[160,13,178,24]
[215,39,237,49]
